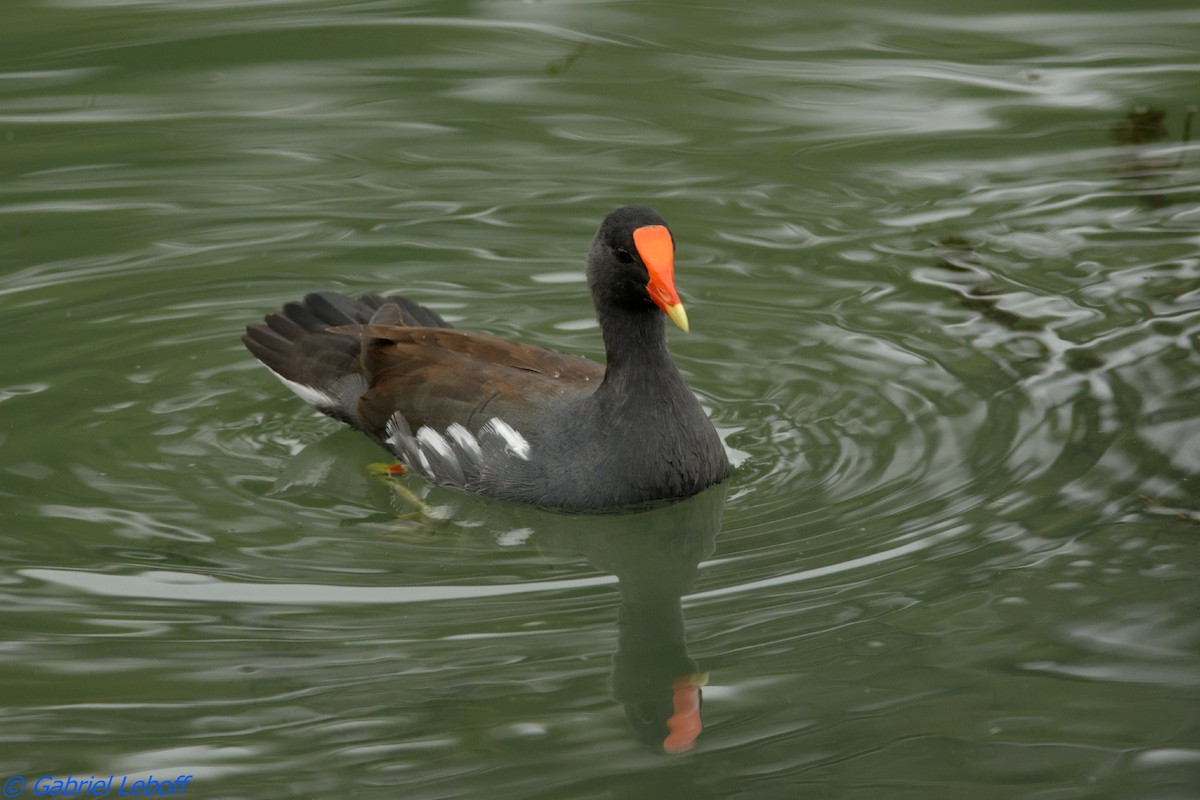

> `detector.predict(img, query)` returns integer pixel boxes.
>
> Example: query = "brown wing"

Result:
[325,324,605,438]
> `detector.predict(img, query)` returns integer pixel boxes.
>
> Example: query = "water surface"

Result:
[2,0,1199,797]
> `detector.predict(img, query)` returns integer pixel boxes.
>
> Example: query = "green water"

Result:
[3,0,1199,797]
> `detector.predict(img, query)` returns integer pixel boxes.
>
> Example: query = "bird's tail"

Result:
[242,291,450,423]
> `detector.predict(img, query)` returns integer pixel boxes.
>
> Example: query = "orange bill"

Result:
[633,224,689,332]
[662,672,707,754]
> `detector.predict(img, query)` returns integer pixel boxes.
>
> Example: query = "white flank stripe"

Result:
[446,423,483,460]
[485,418,531,460]
[416,426,455,461]
[385,412,408,446]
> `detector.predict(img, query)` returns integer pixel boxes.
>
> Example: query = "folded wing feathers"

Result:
[249,292,549,493]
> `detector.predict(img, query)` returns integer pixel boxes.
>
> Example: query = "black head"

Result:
[586,206,687,331]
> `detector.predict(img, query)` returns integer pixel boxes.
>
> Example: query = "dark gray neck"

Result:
[597,307,678,391]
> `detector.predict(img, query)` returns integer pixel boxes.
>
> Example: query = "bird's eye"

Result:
[614,248,635,264]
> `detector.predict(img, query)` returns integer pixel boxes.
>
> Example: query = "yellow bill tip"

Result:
[665,302,689,333]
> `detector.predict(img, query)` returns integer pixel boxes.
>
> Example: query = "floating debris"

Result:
[1110,103,1196,207]
[546,42,590,76]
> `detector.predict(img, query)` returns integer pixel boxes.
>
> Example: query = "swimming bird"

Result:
[242,205,729,511]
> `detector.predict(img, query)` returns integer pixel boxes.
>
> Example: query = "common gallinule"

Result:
[243,205,730,511]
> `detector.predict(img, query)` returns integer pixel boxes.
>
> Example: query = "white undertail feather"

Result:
[274,373,336,411]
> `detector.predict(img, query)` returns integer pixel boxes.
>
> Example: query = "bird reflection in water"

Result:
[268,434,727,753]
[522,484,727,753]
